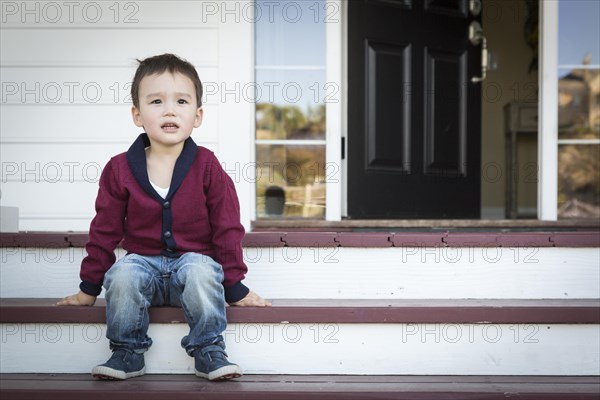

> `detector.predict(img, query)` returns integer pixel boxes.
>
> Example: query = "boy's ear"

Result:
[131,105,144,127]
[194,107,204,128]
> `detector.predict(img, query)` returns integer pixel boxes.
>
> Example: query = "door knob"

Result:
[469,20,488,83]
[469,0,482,16]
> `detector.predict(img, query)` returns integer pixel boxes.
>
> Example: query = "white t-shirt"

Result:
[150,180,169,199]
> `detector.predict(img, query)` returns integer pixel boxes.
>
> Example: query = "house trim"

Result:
[2,230,598,249]
[325,0,344,221]
[538,0,559,220]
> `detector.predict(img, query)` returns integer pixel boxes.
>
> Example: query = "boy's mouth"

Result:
[161,123,180,132]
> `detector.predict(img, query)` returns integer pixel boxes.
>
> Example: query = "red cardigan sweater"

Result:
[79,134,249,303]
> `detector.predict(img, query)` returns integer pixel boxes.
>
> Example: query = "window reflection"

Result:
[558,145,600,218]
[255,0,326,219]
[557,0,600,219]
[256,144,326,218]
[558,67,600,139]
[256,103,325,141]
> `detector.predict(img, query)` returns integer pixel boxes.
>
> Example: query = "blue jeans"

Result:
[103,252,227,355]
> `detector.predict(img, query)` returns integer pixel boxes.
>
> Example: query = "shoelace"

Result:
[200,345,227,362]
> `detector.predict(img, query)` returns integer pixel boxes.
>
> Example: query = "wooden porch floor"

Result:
[1,374,599,400]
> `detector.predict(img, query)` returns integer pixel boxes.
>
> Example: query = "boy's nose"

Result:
[163,105,176,116]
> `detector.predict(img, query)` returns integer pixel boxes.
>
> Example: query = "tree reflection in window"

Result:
[557,0,600,219]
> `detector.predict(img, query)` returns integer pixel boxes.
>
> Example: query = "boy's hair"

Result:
[131,53,203,108]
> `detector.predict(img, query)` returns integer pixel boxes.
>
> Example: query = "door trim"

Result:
[330,0,557,221]
[538,0,558,221]
[326,0,344,221]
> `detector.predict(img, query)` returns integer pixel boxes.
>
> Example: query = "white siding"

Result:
[0,1,254,230]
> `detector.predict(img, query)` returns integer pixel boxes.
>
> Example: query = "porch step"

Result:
[2,246,599,299]
[1,234,598,377]
[1,298,599,376]
[1,298,599,324]
[1,374,599,400]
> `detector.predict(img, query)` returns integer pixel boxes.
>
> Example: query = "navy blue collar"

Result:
[126,133,198,202]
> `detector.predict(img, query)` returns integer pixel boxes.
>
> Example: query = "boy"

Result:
[58,53,270,381]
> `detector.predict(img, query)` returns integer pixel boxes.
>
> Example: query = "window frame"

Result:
[326,0,343,221]
[252,0,343,221]
[542,0,600,220]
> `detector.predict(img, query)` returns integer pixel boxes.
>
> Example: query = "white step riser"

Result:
[1,323,599,375]
[2,247,599,299]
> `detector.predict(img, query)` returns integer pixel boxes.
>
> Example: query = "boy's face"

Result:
[131,72,203,148]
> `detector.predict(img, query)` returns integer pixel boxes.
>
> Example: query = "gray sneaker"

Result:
[92,349,146,380]
[193,343,242,381]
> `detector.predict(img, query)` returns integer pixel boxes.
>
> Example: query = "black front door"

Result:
[347,0,482,218]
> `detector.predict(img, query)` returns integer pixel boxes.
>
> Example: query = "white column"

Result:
[217,0,255,228]
[537,0,558,220]
[325,0,344,221]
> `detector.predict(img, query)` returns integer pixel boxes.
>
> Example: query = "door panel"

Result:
[425,0,468,17]
[366,40,411,173]
[348,0,481,219]
[424,48,467,176]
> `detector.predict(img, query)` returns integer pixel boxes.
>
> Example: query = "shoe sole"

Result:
[195,365,243,381]
[92,365,146,380]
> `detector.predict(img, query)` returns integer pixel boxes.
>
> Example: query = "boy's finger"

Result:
[230,294,272,307]
[251,298,271,307]
[57,297,77,306]
[250,295,271,307]
[255,295,271,307]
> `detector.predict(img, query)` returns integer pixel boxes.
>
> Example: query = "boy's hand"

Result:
[229,291,272,307]
[57,291,97,307]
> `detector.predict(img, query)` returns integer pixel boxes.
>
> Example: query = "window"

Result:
[557,0,600,218]
[254,0,327,219]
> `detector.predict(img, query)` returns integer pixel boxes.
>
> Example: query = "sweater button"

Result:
[163,201,170,209]
[164,231,172,238]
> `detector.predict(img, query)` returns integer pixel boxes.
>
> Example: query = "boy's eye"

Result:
[178,99,188,104]
[150,99,161,104]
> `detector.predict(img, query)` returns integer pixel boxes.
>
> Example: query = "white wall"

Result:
[0,0,254,230]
